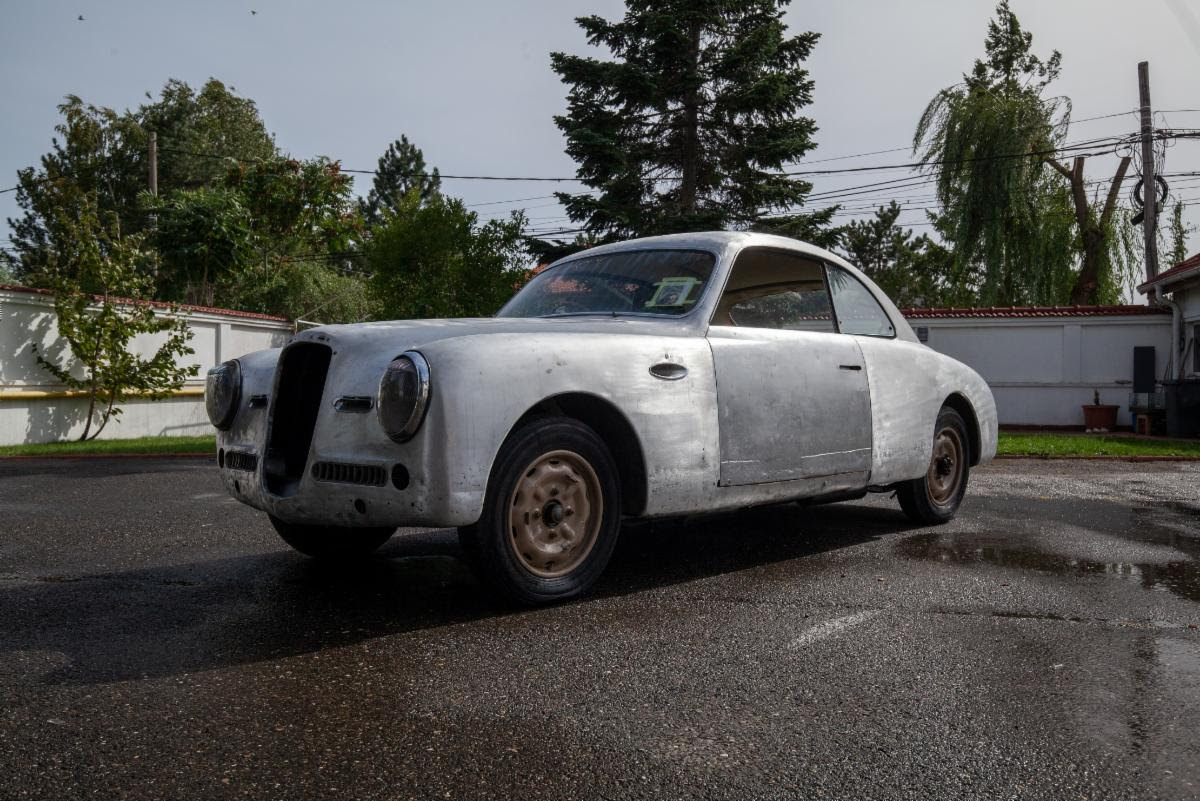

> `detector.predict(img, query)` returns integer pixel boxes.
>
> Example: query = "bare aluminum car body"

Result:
[213,232,997,528]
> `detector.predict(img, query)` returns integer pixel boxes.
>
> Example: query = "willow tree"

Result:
[550,0,831,241]
[914,2,1081,305]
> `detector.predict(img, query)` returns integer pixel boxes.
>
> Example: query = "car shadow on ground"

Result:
[0,501,912,686]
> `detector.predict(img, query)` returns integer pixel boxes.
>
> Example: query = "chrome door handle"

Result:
[649,362,688,381]
[838,364,862,371]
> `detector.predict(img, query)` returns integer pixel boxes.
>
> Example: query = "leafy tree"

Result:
[32,196,195,441]
[217,157,370,321]
[4,97,144,286]
[914,1,1082,305]
[142,186,251,305]
[138,79,276,190]
[4,79,276,287]
[366,193,528,319]
[359,136,441,225]
[550,0,832,239]
[1165,201,1195,268]
[839,202,965,308]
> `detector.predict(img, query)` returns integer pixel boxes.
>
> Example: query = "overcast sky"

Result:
[3,0,1200,268]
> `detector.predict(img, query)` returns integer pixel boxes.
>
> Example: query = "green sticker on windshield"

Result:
[645,276,701,309]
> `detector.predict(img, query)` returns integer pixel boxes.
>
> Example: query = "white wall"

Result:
[0,287,292,445]
[907,312,1173,427]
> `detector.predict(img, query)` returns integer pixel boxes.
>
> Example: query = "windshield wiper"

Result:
[538,311,623,319]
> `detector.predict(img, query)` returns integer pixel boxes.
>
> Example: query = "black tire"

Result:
[897,406,971,525]
[269,515,394,559]
[458,416,622,605]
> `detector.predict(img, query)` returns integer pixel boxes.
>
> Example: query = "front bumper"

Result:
[213,338,475,529]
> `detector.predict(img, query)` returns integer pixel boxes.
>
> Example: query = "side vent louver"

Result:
[226,451,258,472]
[311,461,388,487]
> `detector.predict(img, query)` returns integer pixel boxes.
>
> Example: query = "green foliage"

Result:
[1165,202,1195,268]
[0,434,215,456]
[138,78,276,190]
[32,197,195,441]
[359,136,441,225]
[914,1,1078,306]
[550,0,832,239]
[4,80,275,286]
[142,186,251,305]
[217,157,369,322]
[839,203,965,308]
[366,193,529,319]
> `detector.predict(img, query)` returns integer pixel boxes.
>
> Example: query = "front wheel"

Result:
[458,416,622,605]
[897,406,971,525]
[269,515,394,559]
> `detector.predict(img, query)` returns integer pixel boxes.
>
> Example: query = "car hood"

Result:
[291,315,699,353]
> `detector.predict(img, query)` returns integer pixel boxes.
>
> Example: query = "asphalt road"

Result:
[1,456,1198,800]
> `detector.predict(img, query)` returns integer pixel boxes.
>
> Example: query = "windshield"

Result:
[499,249,717,318]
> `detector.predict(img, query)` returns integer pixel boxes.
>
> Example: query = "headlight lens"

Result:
[378,352,431,442]
[205,359,242,430]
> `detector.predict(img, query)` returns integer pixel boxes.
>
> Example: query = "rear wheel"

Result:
[458,416,621,604]
[269,515,394,559]
[897,406,971,525]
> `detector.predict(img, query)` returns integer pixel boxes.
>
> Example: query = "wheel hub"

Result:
[926,426,964,507]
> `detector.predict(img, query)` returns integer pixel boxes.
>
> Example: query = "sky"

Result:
[3,0,1200,275]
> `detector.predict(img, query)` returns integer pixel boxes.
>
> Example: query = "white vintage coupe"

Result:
[206,232,997,603]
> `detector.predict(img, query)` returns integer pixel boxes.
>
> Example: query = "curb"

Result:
[0,452,213,461]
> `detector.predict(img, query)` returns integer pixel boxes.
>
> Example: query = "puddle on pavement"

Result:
[896,500,1200,605]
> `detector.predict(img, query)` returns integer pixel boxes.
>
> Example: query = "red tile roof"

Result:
[0,283,291,322]
[1136,252,1200,293]
[902,304,1169,319]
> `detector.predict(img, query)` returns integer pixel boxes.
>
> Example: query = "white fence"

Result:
[0,286,1175,445]
[906,306,1173,428]
[0,285,292,446]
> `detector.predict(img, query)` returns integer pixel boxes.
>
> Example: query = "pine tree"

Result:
[550,0,829,240]
[359,136,441,225]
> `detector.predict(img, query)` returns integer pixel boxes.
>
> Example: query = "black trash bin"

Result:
[1163,378,1200,438]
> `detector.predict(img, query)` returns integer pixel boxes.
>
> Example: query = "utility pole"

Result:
[148,131,158,196]
[1138,61,1158,283]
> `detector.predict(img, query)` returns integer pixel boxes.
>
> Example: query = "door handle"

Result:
[838,364,862,371]
[649,362,688,381]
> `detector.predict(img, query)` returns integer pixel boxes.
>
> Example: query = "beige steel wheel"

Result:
[507,449,604,578]
[458,416,622,604]
[897,406,971,525]
[926,425,966,507]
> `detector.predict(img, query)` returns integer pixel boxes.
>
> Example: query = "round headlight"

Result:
[378,352,431,443]
[205,359,242,430]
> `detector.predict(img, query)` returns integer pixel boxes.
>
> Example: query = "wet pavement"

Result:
[1,456,1198,800]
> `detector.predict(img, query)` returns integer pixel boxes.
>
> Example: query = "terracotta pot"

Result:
[1081,404,1119,431]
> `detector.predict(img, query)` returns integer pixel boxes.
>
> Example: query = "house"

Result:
[1138,252,1200,436]
[1138,252,1200,380]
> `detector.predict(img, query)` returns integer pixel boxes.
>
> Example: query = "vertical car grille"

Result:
[263,342,332,497]
[311,461,387,487]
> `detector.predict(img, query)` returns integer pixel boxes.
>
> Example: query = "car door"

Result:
[706,248,873,486]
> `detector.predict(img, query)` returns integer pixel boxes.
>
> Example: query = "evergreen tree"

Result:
[839,203,964,309]
[550,0,830,239]
[359,136,441,225]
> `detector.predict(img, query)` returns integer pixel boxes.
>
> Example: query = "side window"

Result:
[827,265,896,337]
[713,249,835,333]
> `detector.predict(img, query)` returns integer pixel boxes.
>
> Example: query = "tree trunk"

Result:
[678,20,702,220]
[1048,155,1131,305]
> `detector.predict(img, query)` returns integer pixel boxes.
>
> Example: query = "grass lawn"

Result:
[997,431,1200,458]
[0,434,216,457]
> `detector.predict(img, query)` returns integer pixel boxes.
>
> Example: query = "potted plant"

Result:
[1082,388,1120,432]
